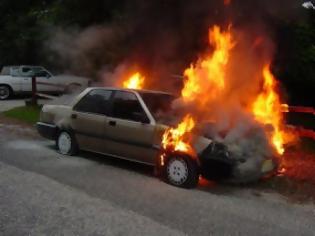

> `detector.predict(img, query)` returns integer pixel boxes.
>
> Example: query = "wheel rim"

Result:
[58,132,72,154]
[167,158,189,185]
[0,86,10,99]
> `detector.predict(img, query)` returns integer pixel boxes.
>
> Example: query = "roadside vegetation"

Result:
[3,105,40,124]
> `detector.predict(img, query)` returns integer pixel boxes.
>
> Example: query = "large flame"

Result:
[162,114,196,155]
[182,25,235,107]
[161,24,294,162]
[162,25,234,156]
[122,72,145,89]
[252,64,289,155]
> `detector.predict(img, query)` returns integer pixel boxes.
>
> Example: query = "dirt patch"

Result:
[0,114,39,138]
[257,176,315,204]
[0,114,33,127]
[257,145,315,204]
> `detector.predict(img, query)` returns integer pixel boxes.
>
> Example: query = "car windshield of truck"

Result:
[10,67,20,76]
[21,66,44,77]
[139,92,176,121]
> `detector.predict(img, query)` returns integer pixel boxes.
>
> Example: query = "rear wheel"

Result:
[162,154,199,188]
[56,131,78,155]
[0,85,11,100]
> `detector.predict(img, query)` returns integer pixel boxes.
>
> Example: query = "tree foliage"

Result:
[275,10,315,106]
[0,0,314,105]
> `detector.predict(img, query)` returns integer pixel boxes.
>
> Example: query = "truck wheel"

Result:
[56,131,78,155]
[0,85,11,100]
[163,154,199,188]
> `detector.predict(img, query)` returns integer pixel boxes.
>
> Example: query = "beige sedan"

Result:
[37,87,276,188]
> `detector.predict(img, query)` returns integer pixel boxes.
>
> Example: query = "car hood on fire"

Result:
[155,123,212,155]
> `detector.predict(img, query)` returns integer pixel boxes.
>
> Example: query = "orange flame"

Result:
[182,25,235,107]
[252,64,289,155]
[162,25,234,156]
[162,114,196,155]
[122,72,145,89]
[161,24,295,160]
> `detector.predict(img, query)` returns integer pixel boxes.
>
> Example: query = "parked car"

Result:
[0,65,90,100]
[37,87,276,188]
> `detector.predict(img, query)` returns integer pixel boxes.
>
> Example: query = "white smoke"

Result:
[203,106,274,182]
[46,25,123,77]
[302,1,315,9]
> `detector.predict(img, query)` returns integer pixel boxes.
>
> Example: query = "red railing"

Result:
[288,106,315,140]
[289,106,315,116]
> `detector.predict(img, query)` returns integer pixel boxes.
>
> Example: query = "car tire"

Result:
[0,85,12,100]
[56,130,78,156]
[162,154,199,188]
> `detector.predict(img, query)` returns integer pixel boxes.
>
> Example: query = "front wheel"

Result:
[162,154,199,188]
[0,85,11,100]
[56,131,78,155]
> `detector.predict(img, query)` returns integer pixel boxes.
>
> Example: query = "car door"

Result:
[8,67,23,92]
[104,90,157,165]
[70,89,112,153]
[35,70,58,92]
[17,66,32,92]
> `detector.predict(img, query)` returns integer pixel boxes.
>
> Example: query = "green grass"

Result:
[3,105,41,124]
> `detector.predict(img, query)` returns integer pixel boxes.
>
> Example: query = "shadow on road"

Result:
[44,142,245,196]
[45,143,154,177]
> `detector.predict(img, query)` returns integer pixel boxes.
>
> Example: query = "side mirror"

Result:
[132,112,150,124]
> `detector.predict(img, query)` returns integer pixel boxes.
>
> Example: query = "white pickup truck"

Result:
[0,65,91,100]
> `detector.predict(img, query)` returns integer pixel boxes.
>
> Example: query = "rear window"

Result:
[74,89,112,115]
[1,66,18,75]
[1,67,10,75]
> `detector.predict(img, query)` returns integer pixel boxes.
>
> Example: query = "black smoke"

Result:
[47,0,305,91]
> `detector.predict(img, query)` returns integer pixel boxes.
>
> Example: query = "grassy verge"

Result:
[3,105,41,124]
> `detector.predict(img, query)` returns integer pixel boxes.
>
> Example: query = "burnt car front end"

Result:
[196,140,278,183]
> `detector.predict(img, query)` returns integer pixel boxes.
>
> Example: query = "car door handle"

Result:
[108,120,116,126]
[71,114,77,119]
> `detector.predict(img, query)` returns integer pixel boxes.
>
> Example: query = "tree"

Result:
[274,9,315,106]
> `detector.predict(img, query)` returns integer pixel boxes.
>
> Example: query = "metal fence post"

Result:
[31,76,37,105]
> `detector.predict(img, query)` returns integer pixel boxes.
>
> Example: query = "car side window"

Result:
[10,67,20,77]
[74,89,112,115]
[110,91,149,123]
[21,67,33,77]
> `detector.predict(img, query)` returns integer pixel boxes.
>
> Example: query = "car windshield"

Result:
[22,66,44,76]
[139,92,176,121]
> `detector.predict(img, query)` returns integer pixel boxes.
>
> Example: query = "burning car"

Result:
[37,87,276,188]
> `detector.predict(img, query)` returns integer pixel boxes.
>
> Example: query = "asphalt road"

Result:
[0,121,315,235]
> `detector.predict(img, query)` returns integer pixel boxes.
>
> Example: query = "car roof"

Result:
[87,87,173,96]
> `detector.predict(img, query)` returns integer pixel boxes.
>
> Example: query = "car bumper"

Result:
[36,122,57,140]
[198,142,278,183]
